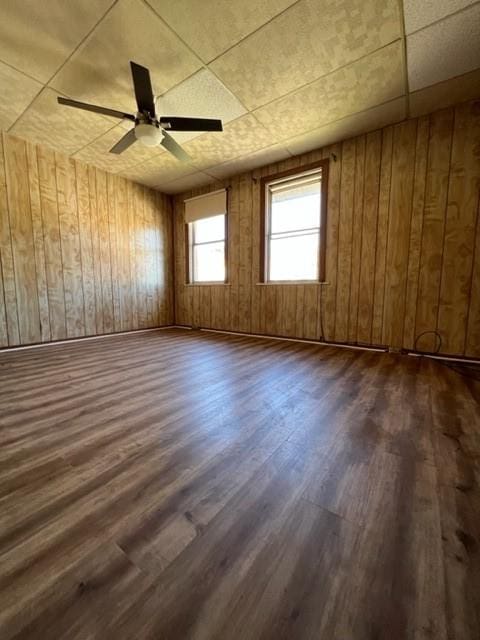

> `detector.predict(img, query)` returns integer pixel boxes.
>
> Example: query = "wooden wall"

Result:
[0,132,174,348]
[173,99,480,358]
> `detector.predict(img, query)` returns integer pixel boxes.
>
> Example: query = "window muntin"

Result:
[265,169,323,282]
[189,214,226,283]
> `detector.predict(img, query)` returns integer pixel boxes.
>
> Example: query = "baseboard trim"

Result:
[0,325,176,353]
[6,324,477,363]
[174,325,480,361]
[197,327,387,352]
[407,351,480,365]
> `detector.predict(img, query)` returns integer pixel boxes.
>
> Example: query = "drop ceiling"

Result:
[1,0,479,193]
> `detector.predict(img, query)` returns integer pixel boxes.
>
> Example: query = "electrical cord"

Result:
[412,330,480,382]
[413,330,442,354]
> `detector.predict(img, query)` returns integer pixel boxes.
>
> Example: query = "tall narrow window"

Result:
[189,214,226,282]
[262,162,328,282]
[185,189,227,283]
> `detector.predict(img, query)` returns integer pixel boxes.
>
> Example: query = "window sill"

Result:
[256,281,329,286]
[184,282,232,287]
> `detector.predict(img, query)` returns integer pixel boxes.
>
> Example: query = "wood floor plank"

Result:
[0,329,479,639]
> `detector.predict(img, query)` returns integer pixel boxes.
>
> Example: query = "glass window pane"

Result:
[270,182,320,234]
[193,214,225,243]
[269,233,319,281]
[193,241,225,282]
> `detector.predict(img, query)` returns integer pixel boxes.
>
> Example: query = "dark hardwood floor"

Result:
[0,328,479,639]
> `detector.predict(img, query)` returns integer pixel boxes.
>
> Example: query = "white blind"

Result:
[269,171,321,204]
[184,189,227,223]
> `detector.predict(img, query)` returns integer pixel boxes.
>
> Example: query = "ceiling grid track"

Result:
[0,0,478,192]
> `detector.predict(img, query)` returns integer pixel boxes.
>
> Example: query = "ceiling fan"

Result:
[57,61,223,162]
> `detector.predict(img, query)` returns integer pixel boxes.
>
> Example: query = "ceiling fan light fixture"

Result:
[135,123,164,147]
[57,61,222,161]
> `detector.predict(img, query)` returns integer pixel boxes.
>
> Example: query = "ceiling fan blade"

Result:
[130,61,155,118]
[109,128,137,154]
[57,96,135,121]
[159,116,223,132]
[161,131,191,162]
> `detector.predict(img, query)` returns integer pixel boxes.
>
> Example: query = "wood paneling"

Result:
[75,161,96,336]
[26,141,51,343]
[414,109,454,352]
[0,132,174,348]
[55,153,85,338]
[0,329,479,638]
[87,165,102,335]
[3,135,41,344]
[348,135,366,343]
[2,100,479,356]
[371,125,393,346]
[439,101,480,356]
[382,119,416,349]
[357,130,381,344]
[38,145,67,341]
[173,99,480,358]
[403,116,430,350]
[0,133,19,346]
[335,138,356,342]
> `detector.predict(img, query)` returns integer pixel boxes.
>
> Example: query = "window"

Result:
[189,214,226,283]
[261,161,328,282]
[184,189,227,283]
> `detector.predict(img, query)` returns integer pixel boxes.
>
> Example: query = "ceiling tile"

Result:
[155,69,247,145]
[73,124,164,172]
[407,4,480,91]
[118,151,195,187]
[50,0,202,114]
[206,145,292,180]
[0,62,42,130]
[10,88,115,156]
[156,172,217,194]
[285,97,406,155]
[182,114,275,169]
[254,42,404,141]
[409,68,480,117]
[210,0,401,110]
[403,0,477,35]
[145,0,297,63]
[0,0,114,83]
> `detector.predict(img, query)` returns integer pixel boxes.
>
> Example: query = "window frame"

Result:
[259,159,329,284]
[185,211,228,285]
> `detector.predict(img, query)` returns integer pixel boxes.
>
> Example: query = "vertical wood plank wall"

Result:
[173,100,480,358]
[0,132,174,348]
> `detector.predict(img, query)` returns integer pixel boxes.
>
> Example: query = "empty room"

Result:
[1,0,480,638]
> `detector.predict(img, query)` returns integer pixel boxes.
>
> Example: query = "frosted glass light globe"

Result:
[134,123,163,147]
